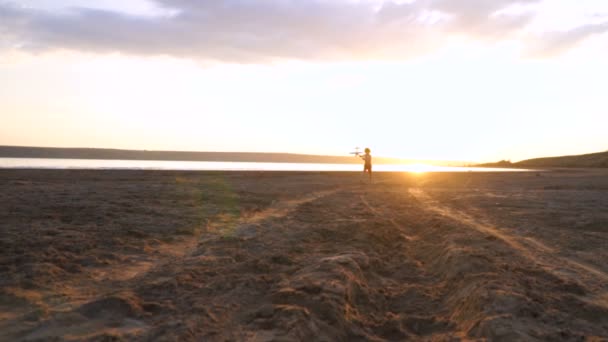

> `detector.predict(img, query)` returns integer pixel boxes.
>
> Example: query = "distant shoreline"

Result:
[477,150,608,169]
[0,145,464,166]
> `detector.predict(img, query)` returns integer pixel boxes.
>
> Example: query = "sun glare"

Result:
[408,163,431,174]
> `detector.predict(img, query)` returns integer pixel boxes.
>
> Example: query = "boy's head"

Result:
[365,148,371,154]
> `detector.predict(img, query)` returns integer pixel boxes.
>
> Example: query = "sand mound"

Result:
[77,293,143,319]
[265,253,373,340]
[18,293,148,341]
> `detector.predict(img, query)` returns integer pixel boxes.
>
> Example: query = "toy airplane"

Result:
[350,147,363,157]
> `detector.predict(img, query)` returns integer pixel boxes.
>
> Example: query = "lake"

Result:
[0,158,529,172]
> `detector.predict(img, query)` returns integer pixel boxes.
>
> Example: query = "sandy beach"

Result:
[1,169,607,341]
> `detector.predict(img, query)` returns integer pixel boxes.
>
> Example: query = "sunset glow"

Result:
[1,0,607,162]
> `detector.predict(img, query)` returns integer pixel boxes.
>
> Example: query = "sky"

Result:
[1,0,607,162]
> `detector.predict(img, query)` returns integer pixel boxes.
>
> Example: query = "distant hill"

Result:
[0,146,412,165]
[479,151,608,168]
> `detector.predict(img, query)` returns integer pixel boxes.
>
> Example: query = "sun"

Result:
[408,163,431,174]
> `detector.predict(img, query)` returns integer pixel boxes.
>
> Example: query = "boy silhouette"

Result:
[360,148,372,182]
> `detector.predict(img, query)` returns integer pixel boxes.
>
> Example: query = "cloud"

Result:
[0,0,434,61]
[0,0,600,62]
[526,22,608,57]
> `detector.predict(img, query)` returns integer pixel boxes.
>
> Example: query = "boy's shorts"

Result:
[364,164,372,172]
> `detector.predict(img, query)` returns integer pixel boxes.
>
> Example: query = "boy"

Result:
[360,148,372,182]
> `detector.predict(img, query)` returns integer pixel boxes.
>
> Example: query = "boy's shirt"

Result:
[364,154,372,165]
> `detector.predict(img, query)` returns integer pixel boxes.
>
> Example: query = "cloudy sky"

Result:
[1,0,607,162]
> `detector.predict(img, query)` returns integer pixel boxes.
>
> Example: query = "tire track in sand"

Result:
[237,189,338,228]
[83,189,343,293]
[98,189,340,282]
[359,194,415,241]
[9,189,342,341]
[408,188,608,286]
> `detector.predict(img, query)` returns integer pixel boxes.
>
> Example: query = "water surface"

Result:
[0,158,529,172]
